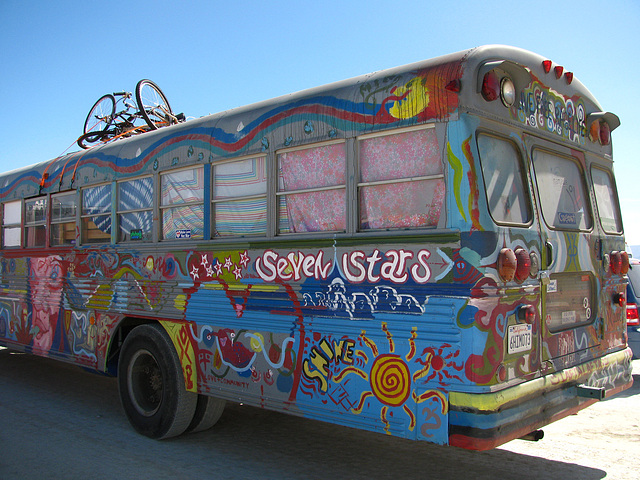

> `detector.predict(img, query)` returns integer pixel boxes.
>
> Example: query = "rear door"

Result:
[526,136,601,368]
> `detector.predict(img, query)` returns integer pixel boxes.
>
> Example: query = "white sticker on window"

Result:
[561,310,576,324]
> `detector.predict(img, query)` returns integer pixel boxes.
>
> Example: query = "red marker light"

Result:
[565,72,574,84]
[542,60,552,73]
[445,79,461,92]
[554,66,564,79]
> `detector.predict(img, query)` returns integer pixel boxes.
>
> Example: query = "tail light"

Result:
[517,305,537,323]
[610,251,629,275]
[481,71,516,107]
[499,247,535,283]
[621,251,630,275]
[627,303,639,327]
[514,248,531,283]
[610,251,622,274]
[614,291,626,307]
[498,248,517,282]
[589,119,612,146]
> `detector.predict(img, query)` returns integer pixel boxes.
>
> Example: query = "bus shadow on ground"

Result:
[0,348,611,480]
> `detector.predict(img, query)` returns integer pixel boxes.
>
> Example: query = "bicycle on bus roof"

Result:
[77,79,184,149]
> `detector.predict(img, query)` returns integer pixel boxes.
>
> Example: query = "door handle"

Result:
[545,241,554,269]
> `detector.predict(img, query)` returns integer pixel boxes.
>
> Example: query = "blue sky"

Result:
[1,1,639,244]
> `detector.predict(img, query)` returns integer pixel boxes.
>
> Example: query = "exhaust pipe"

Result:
[519,429,544,442]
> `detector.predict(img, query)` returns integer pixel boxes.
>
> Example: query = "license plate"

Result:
[508,324,532,354]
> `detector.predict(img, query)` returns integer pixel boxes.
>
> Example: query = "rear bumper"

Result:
[448,348,633,450]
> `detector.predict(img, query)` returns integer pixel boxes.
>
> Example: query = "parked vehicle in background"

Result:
[626,258,640,358]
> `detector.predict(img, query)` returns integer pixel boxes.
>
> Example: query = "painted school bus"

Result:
[0,45,632,450]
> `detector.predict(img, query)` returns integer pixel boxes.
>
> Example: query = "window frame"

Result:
[117,175,154,243]
[532,147,593,232]
[2,199,22,248]
[50,191,77,247]
[160,165,206,241]
[476,131,533,227]
[276,139,347,235]
[590,165,623,235]
[81,183,113,245]
[357,125,445,231]
[24,196,48,248]
[212,154,268,238]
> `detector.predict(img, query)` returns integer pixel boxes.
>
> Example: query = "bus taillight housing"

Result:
[481,71,516,107]
[610,251,629,275]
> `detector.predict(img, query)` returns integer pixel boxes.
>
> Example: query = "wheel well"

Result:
[104,317,157,376]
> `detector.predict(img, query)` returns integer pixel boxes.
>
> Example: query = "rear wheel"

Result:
[135,79,174,130]
[186,394,226,433]
[117,324,197,439]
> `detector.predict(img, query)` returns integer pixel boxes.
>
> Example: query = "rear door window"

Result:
[533,149,592,231]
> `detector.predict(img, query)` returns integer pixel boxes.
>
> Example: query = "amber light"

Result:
[620,251,630,275]
[628,303,640,327]
[498,248,517,282]
[589,119,612,146]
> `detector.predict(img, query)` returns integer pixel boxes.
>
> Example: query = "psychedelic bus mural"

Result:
[0,45,632,449]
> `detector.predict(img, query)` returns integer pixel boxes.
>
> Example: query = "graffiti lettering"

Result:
[342,249,432,284]
[303,337,356,392]
[255,250,332,282]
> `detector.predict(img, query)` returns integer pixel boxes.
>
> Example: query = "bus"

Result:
[0,45,633,450]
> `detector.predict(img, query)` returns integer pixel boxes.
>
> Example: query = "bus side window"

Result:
[2,200,22,247]
[160,167,205,240]
[118,177,153,242]
[81,185,112,244]
[213,156,267,237]
[277,142,346,234]
[25,197,47,247]
[591,166,622,234]
[358,127,444,230]
[477,134,531,225]
[51,192,77,246]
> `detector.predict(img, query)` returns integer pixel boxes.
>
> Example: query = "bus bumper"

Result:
[447,348,634,451]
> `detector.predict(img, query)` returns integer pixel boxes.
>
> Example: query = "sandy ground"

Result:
[0,347,638,479]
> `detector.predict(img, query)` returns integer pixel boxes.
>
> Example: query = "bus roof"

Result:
[0,45,618,201]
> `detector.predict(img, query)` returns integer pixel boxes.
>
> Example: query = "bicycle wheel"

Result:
[135,79,174,130]
[83,94,116,135]
[77,130,107,149]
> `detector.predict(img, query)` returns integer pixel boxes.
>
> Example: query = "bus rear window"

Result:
[591,166,622,234]
[477,134,531,224]
[533,149,592,231]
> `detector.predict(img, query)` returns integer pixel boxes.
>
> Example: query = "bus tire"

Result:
[186,394,226,433]
[117,323,197,439]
